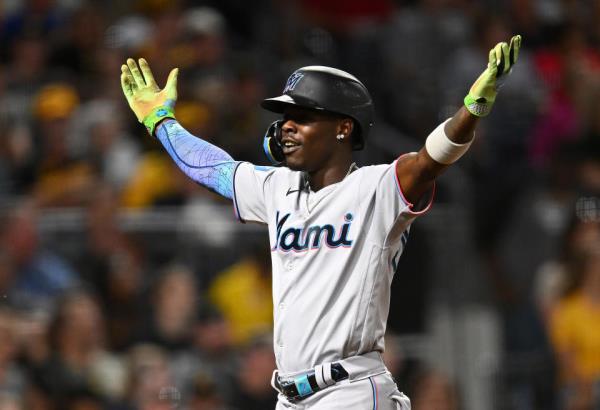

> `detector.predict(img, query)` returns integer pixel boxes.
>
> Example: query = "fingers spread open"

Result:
[494,43,505,78]
[121,64,137,91]
[127,58,146,87]
[509,35,521,66]
[121,72,133,97]
[139,58,158,90]
[165,68,179,101]
[501,42,510,75]
[488,48,497,71]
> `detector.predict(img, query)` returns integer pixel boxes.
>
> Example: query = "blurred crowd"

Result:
[0,0,599,409]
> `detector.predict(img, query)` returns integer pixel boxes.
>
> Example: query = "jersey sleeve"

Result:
[391,155,435,217]
[232,162,276,224]
[362,155,435,246]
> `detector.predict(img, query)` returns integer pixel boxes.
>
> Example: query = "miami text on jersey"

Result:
[273,211,354,252]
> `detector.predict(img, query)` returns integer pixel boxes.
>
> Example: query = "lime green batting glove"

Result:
[120,58,179,136]
[464,35,522,117]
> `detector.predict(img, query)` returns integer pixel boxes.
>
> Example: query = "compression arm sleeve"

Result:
[155,119,237,200]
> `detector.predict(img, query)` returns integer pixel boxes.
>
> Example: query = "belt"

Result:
[273,362,349,402]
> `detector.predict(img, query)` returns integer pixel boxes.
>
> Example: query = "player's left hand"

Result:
[121,58,179,135]
[464,35,522,117]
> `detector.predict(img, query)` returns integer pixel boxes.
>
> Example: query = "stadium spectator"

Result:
[0,201,79,313]
[0,308,26,402]
[33,291,127,406]
[31,83,98,207]
[208,243,273,346]
[187,373,226,410]
[227,336,277,410]
[136,263,198,351]
[550,244,600,409]
[78,186,146,351]
[535,217,600,324]
[169,304,237,403]
[125,344,176,410]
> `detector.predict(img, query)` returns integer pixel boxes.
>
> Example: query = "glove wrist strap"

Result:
[142,105,176,136]
[464,94,493,117]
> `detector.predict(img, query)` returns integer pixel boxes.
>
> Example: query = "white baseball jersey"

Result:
[232,158,433,373]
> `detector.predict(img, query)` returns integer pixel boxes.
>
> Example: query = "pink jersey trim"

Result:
[393,156,435,216]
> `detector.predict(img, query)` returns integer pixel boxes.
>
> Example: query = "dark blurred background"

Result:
[0,0,599,409]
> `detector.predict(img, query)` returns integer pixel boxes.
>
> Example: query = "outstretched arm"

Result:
[121,58,236,199]
[397,35,522,205]
[154,119,236,199]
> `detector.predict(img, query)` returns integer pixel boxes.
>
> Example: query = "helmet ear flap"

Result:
[263,120,285,165]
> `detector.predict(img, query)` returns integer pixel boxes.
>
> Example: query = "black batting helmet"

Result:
[261,66,374,150]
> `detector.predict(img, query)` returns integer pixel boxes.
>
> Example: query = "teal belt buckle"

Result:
[295,374,313,397]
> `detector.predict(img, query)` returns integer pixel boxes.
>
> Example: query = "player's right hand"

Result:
[464,35,521,117]
[121,58,178,136]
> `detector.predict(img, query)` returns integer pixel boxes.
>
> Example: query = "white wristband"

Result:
[425,118,473,165]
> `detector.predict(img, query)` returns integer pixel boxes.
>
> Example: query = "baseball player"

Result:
[121,34,521,409]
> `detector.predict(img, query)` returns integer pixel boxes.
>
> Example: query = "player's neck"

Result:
[307,160,355,192]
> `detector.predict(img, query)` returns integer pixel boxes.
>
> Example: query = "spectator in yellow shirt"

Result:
[550,243,600,409]
[208,243,272,346]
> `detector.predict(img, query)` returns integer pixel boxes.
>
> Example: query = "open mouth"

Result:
[282,140,301,155]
